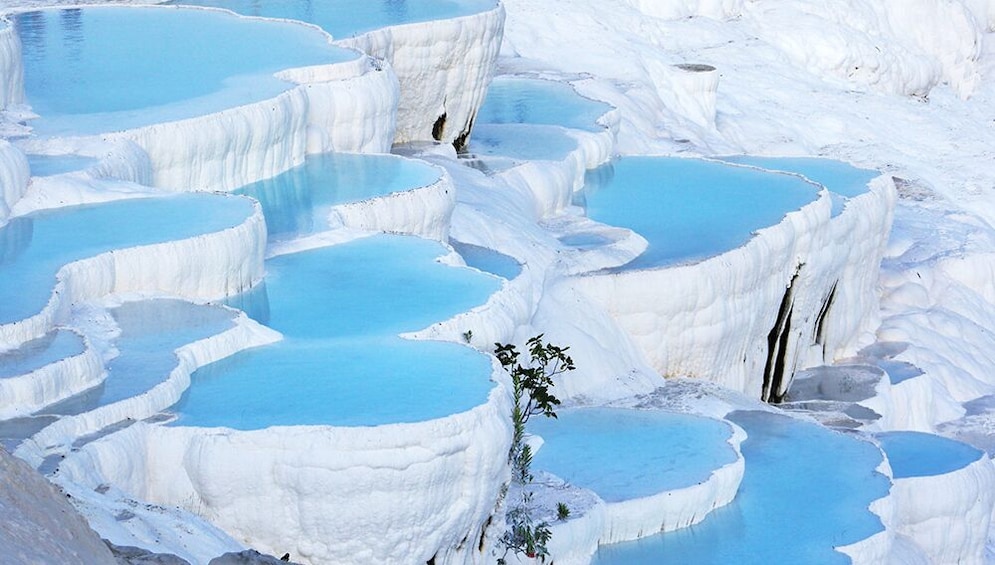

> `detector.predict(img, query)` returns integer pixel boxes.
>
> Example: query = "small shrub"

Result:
[495,335,575,563]
[556,502,570,521]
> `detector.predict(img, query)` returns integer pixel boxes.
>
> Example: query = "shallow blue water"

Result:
[721,156,875,198]
[235,152,440,240]
[594,411,889,564]
[26,154,98,177]
[877,431,983,479]
[44,300,236,416]
[878,359,923,385]
[171,235,501,429]
[581,157,820,270]
[166,0,496,38]
[0,330,85,380]
[468,123,578,163]
[530,408,737,502]
[451,241,521,280]
[0,194,256,326]
[16,7,354,135]
[476,77,612,133]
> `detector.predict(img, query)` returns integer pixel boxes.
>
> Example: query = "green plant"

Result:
[495,335,575,563]
[556,502,570,521]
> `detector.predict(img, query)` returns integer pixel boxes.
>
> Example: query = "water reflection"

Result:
[223,282,271,326]
[14,11,46,67]
[0,217,34,267]
[573,161,615,207]
[59,9,84,68]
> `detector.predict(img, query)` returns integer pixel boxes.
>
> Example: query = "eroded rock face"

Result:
[0,447,116,565]
[209,549,301,565]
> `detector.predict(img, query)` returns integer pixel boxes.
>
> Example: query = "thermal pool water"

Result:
[0,194,256,328]
[580,157,821,269]
[594,411,890,564]
[165,0,497,38]
[170,235,502,429]
[16,6,355,136]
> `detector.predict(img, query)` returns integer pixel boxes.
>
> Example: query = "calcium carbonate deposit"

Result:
[1,1,994,564]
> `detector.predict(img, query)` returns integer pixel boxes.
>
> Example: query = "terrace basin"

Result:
[235,152,440,241]
[594,411,890,564]
[580,157,820,270]
[165,0,497,38]
[530,408,738,503]
[0,194,257,329]
[721,156,876,216]
[171,235,502,429]
[476,77,612,132]
[876,431,994,563]
[16,6,355,136]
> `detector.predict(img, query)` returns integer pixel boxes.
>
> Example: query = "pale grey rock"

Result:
[0,446,116,565]
[209,549,299,564]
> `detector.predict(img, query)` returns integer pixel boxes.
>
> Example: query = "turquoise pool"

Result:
[476,77,612,133]
[877,431,984,479]
[580,157,820,269]
[0,194,256,327]
[530,408,738,502]
[235,152,440,240]
[594,411,889,564]
[166,0,497,38]
[171,235,502,429]
[16,6,355,136]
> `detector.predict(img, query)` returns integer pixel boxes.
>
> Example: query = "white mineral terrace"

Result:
[1,1,994,564]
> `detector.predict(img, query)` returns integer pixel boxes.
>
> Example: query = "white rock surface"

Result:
[15,306,280,467]
[107,54,395,192]
[337,4,505,147]
[59,384,513,565]
[624,0,743,20]
[0,17,24,109]
[572,172,894,399]
[0,138,28,220]
[888,455,995,564]
[738,0,984,98]
[0,330,103,420]
[0,197,267,352]
[330,162,456,242]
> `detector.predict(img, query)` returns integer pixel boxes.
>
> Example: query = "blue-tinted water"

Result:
[468,123,578,163]
[171,235,501,429]
[16,7,354,136]
[43,300,236,416]
[26,154,98,177]
[530,408,738,502]
[721,157,875,199]
[594,411,889,564]
[878,359,923,385]
[166,0,496,38]
[581,157,820,270]
[877,431,983,479]
[235,152,440,240]
[476,77,612,133]
[557,233,614,249]
[451,241,521,280]
[0,330,85,380]
[0,194,256,326]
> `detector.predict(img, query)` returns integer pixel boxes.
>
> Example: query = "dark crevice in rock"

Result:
[813,280,838,349]
[763,269,800,404]
[452,113,476,153]
[478,515,492,552]
[432,112,447,141]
